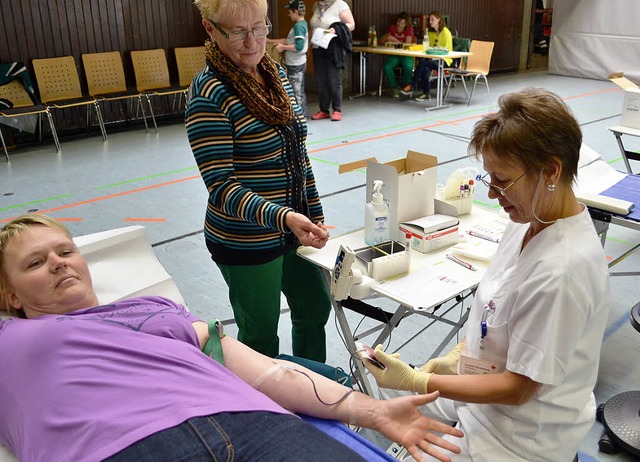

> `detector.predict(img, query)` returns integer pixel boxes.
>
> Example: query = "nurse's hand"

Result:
[363,345,432,393]
[420,340,465,375]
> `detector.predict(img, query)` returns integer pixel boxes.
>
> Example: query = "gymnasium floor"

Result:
[1,67,639,461]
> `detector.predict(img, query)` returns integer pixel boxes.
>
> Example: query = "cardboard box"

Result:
[340,151,438,241]
[399,214,460,253]
[610,73,640,129]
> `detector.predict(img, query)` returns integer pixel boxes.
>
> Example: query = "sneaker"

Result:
[392,88,400,98]
[400,84,413,95]
[330,111,342,121]
[310,111,330,120]
[415,94,430,102]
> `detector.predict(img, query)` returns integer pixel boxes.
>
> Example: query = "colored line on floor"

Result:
[96,166,199,190]
[0,194,73,213]
[124,217,167,222]
[54,217,84,222]
[306,108,481,146]
[563,87,620,100]
[604,310,632,342]
[308,114,485,155]
[0,176,201,223]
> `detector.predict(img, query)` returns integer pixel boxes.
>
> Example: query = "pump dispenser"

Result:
[364,180,390,245]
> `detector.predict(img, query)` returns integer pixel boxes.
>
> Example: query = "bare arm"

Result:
[429,370,542,405]
[339,8,355,31]
[192,324,462,462]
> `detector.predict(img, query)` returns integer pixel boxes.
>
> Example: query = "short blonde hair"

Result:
[194,0,267,22]
[0,214,72,317]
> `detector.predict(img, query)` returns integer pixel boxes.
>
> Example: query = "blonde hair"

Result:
[0,214,72,317]
[194,0,267,22]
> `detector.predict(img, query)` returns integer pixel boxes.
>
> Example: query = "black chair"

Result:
[596,301,640,457]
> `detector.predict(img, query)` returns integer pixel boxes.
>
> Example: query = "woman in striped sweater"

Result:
[187,0,332,362]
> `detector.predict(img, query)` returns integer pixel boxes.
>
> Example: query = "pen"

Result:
[446,253,477,271]
[466,230,500,243]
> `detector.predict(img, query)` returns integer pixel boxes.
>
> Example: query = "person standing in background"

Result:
[268,0,309,116]
[382,12,414,98]
[187,0,332,362]
[309,0,355,121]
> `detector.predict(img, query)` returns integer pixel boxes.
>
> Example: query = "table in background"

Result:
[351,46,471,111]
[298,207,503,395]
[609,125,640,174]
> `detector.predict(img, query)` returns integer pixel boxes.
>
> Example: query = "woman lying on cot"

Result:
[362,88,610,461]
[0,214,463,462]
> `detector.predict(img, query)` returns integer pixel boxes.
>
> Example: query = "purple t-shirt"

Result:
[0,296,289,462]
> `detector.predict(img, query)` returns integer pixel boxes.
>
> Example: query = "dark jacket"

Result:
[328,22,353,69]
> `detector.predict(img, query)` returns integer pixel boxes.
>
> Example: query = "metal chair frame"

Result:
[0,79,60,162]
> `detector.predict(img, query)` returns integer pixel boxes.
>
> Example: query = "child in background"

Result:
[268,0,309,116]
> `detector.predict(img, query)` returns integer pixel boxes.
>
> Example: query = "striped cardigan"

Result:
[185,63,324,265]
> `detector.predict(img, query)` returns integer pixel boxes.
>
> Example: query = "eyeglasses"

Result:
[479,169,532,196]
[210,17,272,42]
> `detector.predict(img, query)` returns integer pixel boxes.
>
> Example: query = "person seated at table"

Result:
[382,12,414,98]
[0,214,464,462]
[363,88,610,461]
[401,11,452,101]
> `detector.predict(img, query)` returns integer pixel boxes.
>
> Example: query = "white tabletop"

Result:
[609,125,640,137]
[298,207,506,312]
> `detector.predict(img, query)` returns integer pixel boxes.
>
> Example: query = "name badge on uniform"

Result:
[459,353,505,375]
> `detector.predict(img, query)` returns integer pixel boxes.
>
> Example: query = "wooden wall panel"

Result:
[351,0,526,94]
[0,0,207,134]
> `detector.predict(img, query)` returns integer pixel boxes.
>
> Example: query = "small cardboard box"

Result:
[399,214,460,253]
[340,151,438,241]
[610,73,640,129]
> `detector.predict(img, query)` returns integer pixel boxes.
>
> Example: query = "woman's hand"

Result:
[286,212,330,249]
[374,392,463,462]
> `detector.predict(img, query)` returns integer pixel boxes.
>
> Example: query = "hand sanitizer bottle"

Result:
[364,180,390,245]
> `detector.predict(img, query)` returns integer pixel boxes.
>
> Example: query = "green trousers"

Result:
[217,248,331,362]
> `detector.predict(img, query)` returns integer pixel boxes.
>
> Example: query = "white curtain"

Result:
[549,0,640,82]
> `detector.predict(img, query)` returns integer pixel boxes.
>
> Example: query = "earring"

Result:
[547,184,556,192]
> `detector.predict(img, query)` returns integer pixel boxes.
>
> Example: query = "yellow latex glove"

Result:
[362,345,432,393]
[419,340,466,375]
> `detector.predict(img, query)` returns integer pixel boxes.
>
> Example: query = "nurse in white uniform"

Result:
[364,87,610,462]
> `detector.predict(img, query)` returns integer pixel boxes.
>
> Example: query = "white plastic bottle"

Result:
[364,180,390,245]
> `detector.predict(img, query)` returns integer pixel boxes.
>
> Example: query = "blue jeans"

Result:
[106,412,367,461]
[411,58,439,94]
